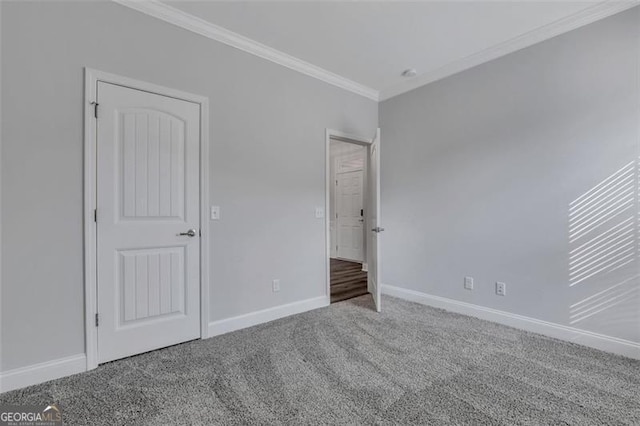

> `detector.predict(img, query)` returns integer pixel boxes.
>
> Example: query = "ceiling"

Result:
[155,1,634,100]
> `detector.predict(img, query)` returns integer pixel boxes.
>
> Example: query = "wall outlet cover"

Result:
[464,276,474,290]
[496,282,506,296]
[210,205,220,220]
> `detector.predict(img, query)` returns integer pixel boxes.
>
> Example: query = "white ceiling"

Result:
[158,1,633,100]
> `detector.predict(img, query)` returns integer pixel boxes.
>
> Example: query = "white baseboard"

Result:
[382,284,640,360]
[208,296,329,337]
[0,354,87,393]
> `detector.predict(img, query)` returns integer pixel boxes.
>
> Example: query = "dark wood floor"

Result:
[330,258,368,303]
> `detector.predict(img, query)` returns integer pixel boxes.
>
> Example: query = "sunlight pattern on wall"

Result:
[568,160,639,326]
[570,275,639,325]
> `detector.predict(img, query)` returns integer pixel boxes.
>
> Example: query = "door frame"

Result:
[325,128,373,302]
[83,68,210,370]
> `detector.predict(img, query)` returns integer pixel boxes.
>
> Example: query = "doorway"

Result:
[84,69,210,369]
[325,129,382,310]
[330,140,367,302]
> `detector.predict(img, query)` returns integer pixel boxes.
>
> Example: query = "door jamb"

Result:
[84,68,210,370]
[325,128,372,304]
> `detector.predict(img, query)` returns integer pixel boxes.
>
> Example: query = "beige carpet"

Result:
[1,295,639,425]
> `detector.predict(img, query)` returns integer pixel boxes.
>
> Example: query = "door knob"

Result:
[178,229,197,237]
[371,227,385,233]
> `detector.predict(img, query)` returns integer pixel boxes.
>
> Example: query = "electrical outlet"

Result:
[464,276,474,290]
[315,207,324,218]
[496,282,506,296]
[272,279,280,293]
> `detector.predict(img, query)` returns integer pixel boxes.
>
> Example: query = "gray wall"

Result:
[0,1,377,371]
[380,8,640,343]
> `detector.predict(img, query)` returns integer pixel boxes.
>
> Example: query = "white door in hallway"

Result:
[368,128,382,312]
[336,170,365,262]
[96,82,201,363]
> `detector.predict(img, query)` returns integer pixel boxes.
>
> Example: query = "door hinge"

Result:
[94,209,97,222]
[95,313,99,327]
[336,180,338,185]
[91,101,99,119]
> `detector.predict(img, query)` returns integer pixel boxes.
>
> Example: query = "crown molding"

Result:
[112,0,379,101]
[114,1,637,104]
[379,1,639,101]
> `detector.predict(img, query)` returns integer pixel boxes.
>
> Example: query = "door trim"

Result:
[325,129,373,303]
[83,68,210,370]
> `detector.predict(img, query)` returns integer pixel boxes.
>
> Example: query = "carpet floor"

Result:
[2,295,639,425]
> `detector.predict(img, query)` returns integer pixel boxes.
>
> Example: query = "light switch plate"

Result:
[210,205,220,220]
[464,276,474,290]
[315,207,324,218]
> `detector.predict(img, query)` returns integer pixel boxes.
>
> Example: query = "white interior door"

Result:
[96,82,201,363]
[368,128,382,312]
[336,170,365,262]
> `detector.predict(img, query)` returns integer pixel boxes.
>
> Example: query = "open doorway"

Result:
[329,139,367,303]
[325,128,382,310]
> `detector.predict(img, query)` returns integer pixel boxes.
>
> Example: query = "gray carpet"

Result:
[2,295,639,425]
